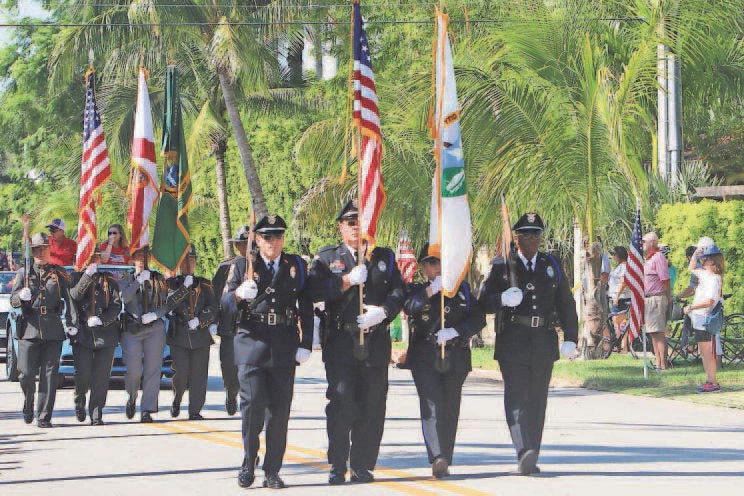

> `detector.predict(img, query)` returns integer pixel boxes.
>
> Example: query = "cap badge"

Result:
[268,215,277,225]
[527,213,537,223]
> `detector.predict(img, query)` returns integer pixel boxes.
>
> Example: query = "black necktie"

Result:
[527,260,533,273]
[268,260,275,277]
[352,251,358,263]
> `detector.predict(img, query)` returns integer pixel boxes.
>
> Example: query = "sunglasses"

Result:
[108,231,119,236]
[517,232,542,239]
[343,219,358,227]
[259,233,283,241]
[48,226,60,233]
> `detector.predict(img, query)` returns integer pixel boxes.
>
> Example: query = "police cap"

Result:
[336,199,359,221]
[512,212,545,233]
[418,242,440,263]
[254,214,287,235]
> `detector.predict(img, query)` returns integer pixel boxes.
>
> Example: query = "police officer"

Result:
[308,200,405,485]
[68,250,122,425]
[10,232,75,428]
[403,243,485,478]
[212,226,251,416]
[120,247,184,423]
[479,213,579,475]
[226,214,313,489]
[167,246,217,420]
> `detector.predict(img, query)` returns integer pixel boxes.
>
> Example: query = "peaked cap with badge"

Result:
[512,212,545,233]
[254,214,287,234]
[336,199,359,221]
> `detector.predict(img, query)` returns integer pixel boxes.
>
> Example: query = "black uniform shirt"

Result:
[69,271,122,349]
[11,263,73,341]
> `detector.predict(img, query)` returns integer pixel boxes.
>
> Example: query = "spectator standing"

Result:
[659,244,677,291]
[99,224,130,265]
[683,245,724,393]
[641,232,671,371]
[608,246,631,352]
[46,218,77,267]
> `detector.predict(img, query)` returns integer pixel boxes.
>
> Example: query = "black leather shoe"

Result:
[432,456,450,479]
[91,419,105,426]
[125,397,136,419]
[37,419,53,428]
[22,400,34,424]
[226,396,237,416]
[170,399,180,418]
[141,411,153,423]
[350,468,374,483]
[75,404,86,422]
[237,469,255,488]
[188,413,204,421]
[263,473,286,489]
[328,467,346,485]
[518,449,539,475]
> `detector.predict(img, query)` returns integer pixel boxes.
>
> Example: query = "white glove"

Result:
[429,276,442,295]
[188,317,199,330]
[295,348,311,364]
[436,327,460,345]
[19,287,32,301]
[85,263,98,276]
[66,326,78,337]
[560,341,579,359]
[357,305,387,329]
[87,316,103,327]
[141,312,158,325]
[136,270,151,284]
[501,287,523,307]
[236,280,258,300]
[209,324,218,335]
[183,275,193,288]
[347,265,368,286]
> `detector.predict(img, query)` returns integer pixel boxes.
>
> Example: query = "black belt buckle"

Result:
[39,306,47,315]
[531,316,540,328]
[267,313,277,326]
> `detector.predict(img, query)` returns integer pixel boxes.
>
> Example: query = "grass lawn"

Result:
[392,341,744,409]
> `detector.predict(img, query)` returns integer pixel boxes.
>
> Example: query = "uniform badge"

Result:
[526,282,536,291]
[546,266,554,278]
[527,213,536,223]
[330,259,345,274]
[268,214,277,225]
[290,266,297,279]
[377,260,387,272]
[444,305,451,314]
[254,273,260,283]
[422,315,430,322]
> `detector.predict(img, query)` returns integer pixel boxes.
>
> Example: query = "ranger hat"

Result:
[418,242,440,263]
[254,214,287,235]
[336,199,359,221]
[31,232,49,248]
[512,212,545,233]
[230,225,251,243]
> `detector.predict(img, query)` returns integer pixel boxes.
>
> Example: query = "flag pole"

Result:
[435,10,446,362]
[638,197,648,379]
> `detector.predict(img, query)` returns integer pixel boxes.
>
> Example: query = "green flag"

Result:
[152,66,192,272]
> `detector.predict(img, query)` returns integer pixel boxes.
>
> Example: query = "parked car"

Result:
[1,271,16,371]
[5,265,173,385]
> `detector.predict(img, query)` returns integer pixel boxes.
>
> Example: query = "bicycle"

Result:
[592,307,646,360]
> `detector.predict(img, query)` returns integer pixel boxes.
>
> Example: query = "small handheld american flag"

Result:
[75,68,111,271]
[626,203,645,339]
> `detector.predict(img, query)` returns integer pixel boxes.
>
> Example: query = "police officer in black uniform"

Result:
[479,213,579,475]
[226,214,313,490]
[69,250,122,425]
[167,246,217,420]
[403,243,485,478]
[212,226,251,416]
[10,232,75,427]
[308,200,405,485]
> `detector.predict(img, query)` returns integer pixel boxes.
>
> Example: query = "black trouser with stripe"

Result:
[219,335,240,401]
[171,345,210,416]
[17,339,63,423]
[73,345,116,422]
[238,365,295,474]
[324,361,388,471]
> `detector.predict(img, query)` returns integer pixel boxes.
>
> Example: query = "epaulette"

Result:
[317,245,338,254]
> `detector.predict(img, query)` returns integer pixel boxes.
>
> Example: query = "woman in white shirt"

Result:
[609,247,632,352]
[683,245,724,393]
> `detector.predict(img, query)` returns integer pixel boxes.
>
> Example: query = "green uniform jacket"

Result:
[69,271,122,349]
[166,275,217,350]
[11,264,73,341]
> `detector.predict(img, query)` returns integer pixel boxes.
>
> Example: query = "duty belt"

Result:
[247,310,296,326]
[508,314,551,328]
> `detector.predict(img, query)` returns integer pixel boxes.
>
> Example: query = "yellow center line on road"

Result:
[151,421,439,496]
[168,420,493,496]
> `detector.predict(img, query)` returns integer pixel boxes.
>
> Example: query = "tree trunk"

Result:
[213,137,232,259]
[314,28,324,79]
[217,69,268,217]
[580,240,605,359]
[287,35,304,86]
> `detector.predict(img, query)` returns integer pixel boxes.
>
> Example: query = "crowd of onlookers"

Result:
[604,234,725,393]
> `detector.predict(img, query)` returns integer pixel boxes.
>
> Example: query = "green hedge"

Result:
[656,200,744,314]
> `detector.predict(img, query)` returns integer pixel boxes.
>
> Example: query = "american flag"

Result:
[626,204,645,339]
[74,68,111,271]
[396,232,417,283]
[352,0,385,247]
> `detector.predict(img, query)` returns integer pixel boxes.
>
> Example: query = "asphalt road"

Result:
[1,344,743,495]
